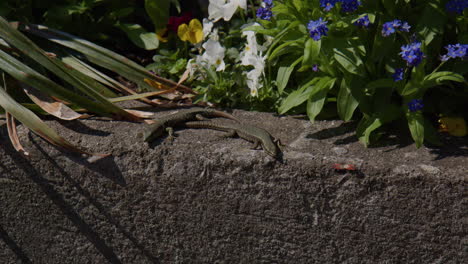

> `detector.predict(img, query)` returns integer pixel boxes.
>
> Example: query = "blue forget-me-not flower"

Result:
[382,20,411,37]
[407,99,424,112]
[440,44,468,61]
[354,15,371,28]
[446,0,468,14]
[400,42,424,67]
[392,68,404,82]
[307,18,329,41]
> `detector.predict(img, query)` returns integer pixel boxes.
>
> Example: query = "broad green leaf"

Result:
[407,111,425,148]
[333,38,366,76]
[117,23,159,50]
[292,0,304,12]
[422,71,465,89]
[303,38,321,66]
[278,77,319,114]
[306,77,336,122]
[343,74,371,114]
[266,21,300,59]
[276,57,302,94]
[400,65,425,97]
[337,78,358,121]
[145,0,170,31]
[271,3,290,16]
[365,78,395,90]
[0,83,107,157]
[415,2,446,45]
[356,116,383,147]
[269,39,302,61]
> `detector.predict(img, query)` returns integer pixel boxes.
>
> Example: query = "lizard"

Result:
[184,120,281,159]
[141,108,240,142]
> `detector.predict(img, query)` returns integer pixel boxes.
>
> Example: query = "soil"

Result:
[0,108,466,263]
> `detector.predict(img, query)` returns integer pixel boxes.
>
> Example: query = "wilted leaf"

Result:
[0,83,109,157]
[6,112,29,155]
[22,84,89,120]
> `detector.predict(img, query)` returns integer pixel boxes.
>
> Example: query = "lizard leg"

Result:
[166,127,176,141]
[250,140,260,150]
[274,138,284,150]
[195,114,208,121]
[221,129,237,138]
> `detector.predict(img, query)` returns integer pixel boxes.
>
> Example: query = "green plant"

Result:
[0,16,185,156]
[249,0,468,146]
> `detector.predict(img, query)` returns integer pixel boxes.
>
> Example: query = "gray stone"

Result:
[0,108,466,263]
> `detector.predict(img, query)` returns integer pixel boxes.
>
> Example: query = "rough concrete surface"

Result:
[0,108,466,263]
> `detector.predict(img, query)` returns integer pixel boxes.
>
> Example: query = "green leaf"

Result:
[21,23,188,93]
[343,74,371,114]
[269,39,302,61]
[145,0,170,31]
[422,71,465,89]
[117,23,159,50]
[415,2,446,45]
[278,77,319,114]
[0,18,139,121]
[337,78,358,121]
[332,38,366,76]
[276,57,302,94]
[169,58,187,74]
[306,77,336,122]
[292,0,304,12]
[365,78,395,90]
[303,38,321,66]
[407,111,425,148]
[0,48,122,119]
[356,116,383,147]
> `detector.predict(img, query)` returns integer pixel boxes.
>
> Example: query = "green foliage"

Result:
[0,0,167,50]
[0,16,174,154]
[258,0,468,147]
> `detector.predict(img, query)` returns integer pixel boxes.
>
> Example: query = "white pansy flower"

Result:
[202,18,214,39]
[208,0,247,22]
[240,25,269,97]
[201,39,226,71]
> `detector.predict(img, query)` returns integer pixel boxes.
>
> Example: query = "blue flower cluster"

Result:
[307,18,329,41]
[320,0,338,11]
[392,68,404,82]
[256,0,274,21]
[354,15,370,28]
[320,0,361,12]
[400,42,424,67]
[446,0,468,14]
[381,20,410,37]
[440,43,468,61]
[407,99,424,112]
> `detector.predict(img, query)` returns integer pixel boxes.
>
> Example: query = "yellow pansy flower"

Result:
[438,117,467,137]
[178,19,203,44]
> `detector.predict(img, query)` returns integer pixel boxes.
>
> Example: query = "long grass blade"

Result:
[19,22,193,94]
[0,17,139,121]
[0,83,108,157]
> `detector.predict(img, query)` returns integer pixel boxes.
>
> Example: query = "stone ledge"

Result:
[0,109,466,263]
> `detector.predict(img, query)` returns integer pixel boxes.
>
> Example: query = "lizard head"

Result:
[263,136,281,159]
[143,122,165,142]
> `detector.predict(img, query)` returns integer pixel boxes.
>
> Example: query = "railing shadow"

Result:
[0,224,32,263]
[28,135,160,263]
[0,136,159,263]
